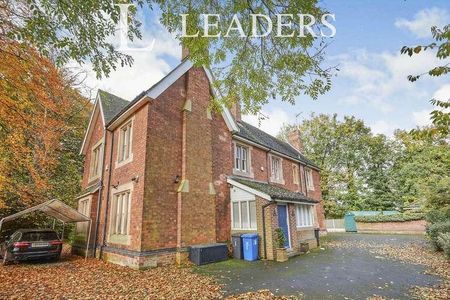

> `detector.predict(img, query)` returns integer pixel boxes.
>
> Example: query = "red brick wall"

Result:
[212,112,233,242]
[81,107,104,188]
[247,145,269,181]
[357,220,426,233]
[96,104,150,252]
[141,76,185,250]
[178,67,216,246]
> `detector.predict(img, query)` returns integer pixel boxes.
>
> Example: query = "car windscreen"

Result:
[21,231,59,241]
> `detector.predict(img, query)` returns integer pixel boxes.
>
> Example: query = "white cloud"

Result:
[370,120,399,136]
[433,84,450,102]
[242,108,290,137]
[395,7,450,38]
[412,109,432,127]
[74,18,181,101]
[334,49,444,113]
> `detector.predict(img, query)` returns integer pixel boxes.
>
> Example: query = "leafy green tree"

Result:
[363,135,398,211]
[401,24,450,137]
[391,129,450,211]
[2,0,334,113]
[279,114,373,217]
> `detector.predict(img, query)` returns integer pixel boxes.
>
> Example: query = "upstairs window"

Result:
[234,144,249,173]
[118,121,132,164]
[110,191,131,236]
[270,155,283,182]
[89,142,102,180]
[292,164,299,185]
[296,204,314,228]
[306,168,314,190]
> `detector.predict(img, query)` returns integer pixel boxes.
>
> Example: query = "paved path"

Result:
[195,234,440,299]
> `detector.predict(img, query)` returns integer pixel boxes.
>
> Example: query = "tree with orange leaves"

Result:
[0,40,90,216]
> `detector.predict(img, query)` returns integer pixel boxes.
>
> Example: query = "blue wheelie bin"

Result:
[242,233,259,261]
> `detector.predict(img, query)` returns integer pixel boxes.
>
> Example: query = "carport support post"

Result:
[85,220,92,261]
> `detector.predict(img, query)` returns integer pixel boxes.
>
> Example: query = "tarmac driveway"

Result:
[195,233,441,299]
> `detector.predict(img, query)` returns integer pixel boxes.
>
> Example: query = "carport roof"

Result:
[228,177,319,204]
[0,199,89,224]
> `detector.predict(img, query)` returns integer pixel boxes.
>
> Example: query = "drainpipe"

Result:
[100,128,114,259]
[261,202,272,260]
[92,130,107,258]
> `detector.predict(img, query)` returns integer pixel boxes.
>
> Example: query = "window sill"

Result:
[232,169,254,178]
[269,177,285,185]
[88,175,100,184]
[231,228,257,231]
[115,154,133,169]
[297,226,314,230]
[108,234,131,245]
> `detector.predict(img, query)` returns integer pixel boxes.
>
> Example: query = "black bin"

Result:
[231,234,243,259]
[314,228,320,246]
[189,243,228,266]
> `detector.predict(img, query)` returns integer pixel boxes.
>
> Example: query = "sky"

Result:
[82,0,450,137]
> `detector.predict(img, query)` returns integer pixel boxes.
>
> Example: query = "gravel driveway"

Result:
[195,233,441,299]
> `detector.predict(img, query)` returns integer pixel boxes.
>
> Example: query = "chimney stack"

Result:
[287,129,304,153]
[230,102,241,121]
[182,47,190,61]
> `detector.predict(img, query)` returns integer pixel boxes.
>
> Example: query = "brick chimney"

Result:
[182,47,190,60]
[287,129,304,153]
[230,102,241,121]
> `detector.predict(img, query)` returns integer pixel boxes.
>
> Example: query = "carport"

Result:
[0,199,92,259]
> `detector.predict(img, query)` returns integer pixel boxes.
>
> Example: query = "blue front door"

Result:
[277,205,290,248]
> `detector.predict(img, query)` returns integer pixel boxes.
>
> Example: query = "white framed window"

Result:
[306,168,314,190]
[234,144,249,173]
[77,196,92,235]
[270,155,283,183]
[292,164,299,185]
[117,120,133,166]
[296,204,314,228]
[89,141,103,181]
[231,199,257,230]
[110,191,131,236]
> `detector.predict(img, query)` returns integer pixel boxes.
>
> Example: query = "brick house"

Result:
[74,54,326,269]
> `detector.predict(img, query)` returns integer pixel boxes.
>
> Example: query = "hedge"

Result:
[354,213,425,223]
[426,221,450,251]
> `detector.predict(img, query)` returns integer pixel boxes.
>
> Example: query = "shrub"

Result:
[275,228,286,249]
[437,233,450,259]
[426,221,450,251]
[426,209,450,225]
[355,213,425,223]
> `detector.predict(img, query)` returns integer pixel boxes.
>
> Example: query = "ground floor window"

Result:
[110,191,131,235]
[77,197,91,234]
[232,199,257,230]
[296,204,314,227]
